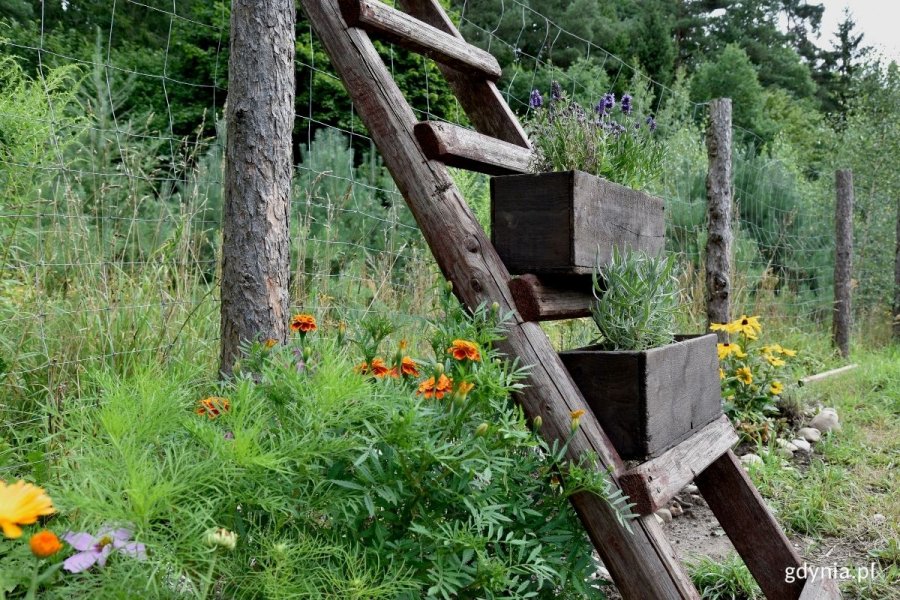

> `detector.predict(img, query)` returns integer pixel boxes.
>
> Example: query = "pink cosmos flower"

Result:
[62,527,146,573]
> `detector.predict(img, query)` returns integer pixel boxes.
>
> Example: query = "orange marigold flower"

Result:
[355,361,369,375]
[30,530,63,558]
[290,313,317,333]
[0,480,55,539]
[400,356,419,377]
[370,358,392,377]
[195,396,230,420]
[448,339,481,362]
[570,409,586,420]
[417,374,453,399]
[263,338,278,349]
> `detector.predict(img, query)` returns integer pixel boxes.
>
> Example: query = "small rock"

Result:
[873,514,886,526]
[798,427,822,443]
[776,446,794,459]
[810,408,841,434]
[791,438,812,453]
[678,497,694,508]
[740,453,764,466]
[690,494,705,505]
[683,484,699,494]
[711,527,726,537]
[776,438,799,452]
[656,508,673,523]
[670,503,684,518]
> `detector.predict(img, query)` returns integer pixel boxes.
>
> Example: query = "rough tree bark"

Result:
[894,196,900,340]
[219,0,295,376]
[706,98,733,340]
[833,169,854,358]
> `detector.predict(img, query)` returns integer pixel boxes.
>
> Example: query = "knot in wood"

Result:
[470,277,483,293]
[464,235,480,253]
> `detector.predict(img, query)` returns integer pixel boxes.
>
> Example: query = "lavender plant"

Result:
[525,83,663,190]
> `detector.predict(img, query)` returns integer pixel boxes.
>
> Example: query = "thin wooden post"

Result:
[894,196,900,341]
[299,2,698,597]
[706,98,733,340]
[219,0,296,376]
[833,170,853,357]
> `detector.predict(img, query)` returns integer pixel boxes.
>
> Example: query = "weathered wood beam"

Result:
[508,274,593,321]
[339,0,502,80]
[619,415,736,515]
[299,2,698,597]
[414,121,532,175]
[798,363,858,385]
[696,450,806,600]
[395,0,531,148]
[798,574,842,600]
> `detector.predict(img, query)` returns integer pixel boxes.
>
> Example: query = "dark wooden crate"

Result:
[559,334,723,461]
[490,170,665,275]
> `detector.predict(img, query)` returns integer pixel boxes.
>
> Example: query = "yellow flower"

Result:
[780,347,797,357]
[765,355,786,367]
[717,342,747,360]
[770,381,784,395]
[30,530,63,558]
[732,315,762,338]
[456,381,475,397]
[710,322,741,334]
[719,368,726,380]
[0,480,55,539]
[736,367,753,385]
[570,409,586,420]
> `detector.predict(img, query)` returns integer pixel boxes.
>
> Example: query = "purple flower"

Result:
[645,115,657,132]
[62,528,147,573]
[595,92,615,115]
[550,80,562,102]
[529,89,543,109]
[621,93,633,115]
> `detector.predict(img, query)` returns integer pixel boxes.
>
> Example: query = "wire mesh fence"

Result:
[0,1,879,478]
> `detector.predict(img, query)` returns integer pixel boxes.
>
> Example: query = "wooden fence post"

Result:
[833,170,853,357]
[894,196,900,341]
[706,98,733,339]
[219,0,296,376]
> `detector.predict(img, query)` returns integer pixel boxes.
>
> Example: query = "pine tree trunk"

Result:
[219,0,295,376]
[706,98,733,340]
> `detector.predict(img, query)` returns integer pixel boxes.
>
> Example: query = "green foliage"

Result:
[1,300,627,599]
[590,248,680,351]
[688,553,762,600]
[525,85,663,190]
[691,45,770,141]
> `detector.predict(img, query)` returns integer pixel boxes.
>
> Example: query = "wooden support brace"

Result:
[696,450,806,600]
[508,274,594,321]
[414,121,532,175]
[799,575,842,600]
[339,0,502,79]
[395,0,531,147]
[619,415,737,515]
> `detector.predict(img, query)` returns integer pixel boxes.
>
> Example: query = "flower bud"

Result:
[491,302,500,313]
[475,422,489,437]
[434,362,444,374]
[532,416,543,430]
[205,527,238,551]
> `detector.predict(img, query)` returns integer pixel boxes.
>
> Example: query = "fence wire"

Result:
[0,1,872,478]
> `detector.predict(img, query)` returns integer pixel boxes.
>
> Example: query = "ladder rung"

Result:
[340,0,502,80]
[508,274,593,322]
[799,575,842,599]
[619,415,736,515]
[414,121,532,175]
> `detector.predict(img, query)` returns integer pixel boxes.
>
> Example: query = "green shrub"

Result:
[590,248,680,351]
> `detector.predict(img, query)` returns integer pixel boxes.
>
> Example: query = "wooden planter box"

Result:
[491,170,665,275]
[559,334,723,461]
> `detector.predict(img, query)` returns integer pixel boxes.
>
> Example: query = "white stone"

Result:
[791,438,812,453]
[656,508,673,523]
[776,446,794,459]
[798,427,822,443]
[776,438,798,452]
[873,514,886,525]
[740,453,764,466]
[670,503,684,518]
[810,408,841,434]
[683,484,699,494]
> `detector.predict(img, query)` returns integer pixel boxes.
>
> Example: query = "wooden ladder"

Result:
[301,2,841,598]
